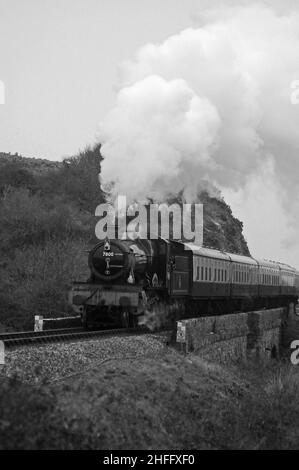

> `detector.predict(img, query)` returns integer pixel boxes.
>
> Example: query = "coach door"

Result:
[171,256,190,294]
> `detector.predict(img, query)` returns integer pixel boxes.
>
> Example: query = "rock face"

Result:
[0,151,250,256]
[200,191,250,256]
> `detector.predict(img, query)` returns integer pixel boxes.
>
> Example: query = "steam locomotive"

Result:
[69,236,299,329]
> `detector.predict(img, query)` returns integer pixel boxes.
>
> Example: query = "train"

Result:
[69,236,299,329]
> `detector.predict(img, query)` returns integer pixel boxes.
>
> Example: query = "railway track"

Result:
[0,326,148,348]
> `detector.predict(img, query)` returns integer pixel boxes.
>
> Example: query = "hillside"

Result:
[0,152,62,174]
[0,149,249,330]
[1,340,299,450]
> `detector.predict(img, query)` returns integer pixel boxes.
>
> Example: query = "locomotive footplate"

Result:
[69,283,142,312]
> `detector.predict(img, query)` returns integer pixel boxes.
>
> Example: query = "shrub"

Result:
[0,187,91,251]
[36,144,105,212]
[0,240,90,330]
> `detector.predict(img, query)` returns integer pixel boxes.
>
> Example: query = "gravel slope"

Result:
[0,332,170,384]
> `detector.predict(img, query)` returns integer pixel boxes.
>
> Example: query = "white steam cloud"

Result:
[99,75,220,201]
[98,3,299,264]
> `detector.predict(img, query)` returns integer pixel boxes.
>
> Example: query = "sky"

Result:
[0,0,204,159]
[1,0,299,267]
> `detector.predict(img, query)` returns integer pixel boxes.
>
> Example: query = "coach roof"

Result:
[183,243,231,261]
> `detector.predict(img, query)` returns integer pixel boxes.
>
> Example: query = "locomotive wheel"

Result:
[121,311,130,328]
[81,307,89,329]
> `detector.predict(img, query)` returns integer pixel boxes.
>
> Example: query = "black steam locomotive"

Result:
[69,236,299,329]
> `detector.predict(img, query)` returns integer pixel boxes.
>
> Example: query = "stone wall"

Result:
[247,308,282,360]
[177,313,248,363]
[177,308,284,362]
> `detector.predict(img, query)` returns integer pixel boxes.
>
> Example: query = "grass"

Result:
[1,350,299,449]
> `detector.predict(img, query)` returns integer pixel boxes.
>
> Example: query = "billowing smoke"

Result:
[99,75,220,201]
[98,3,299,263]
